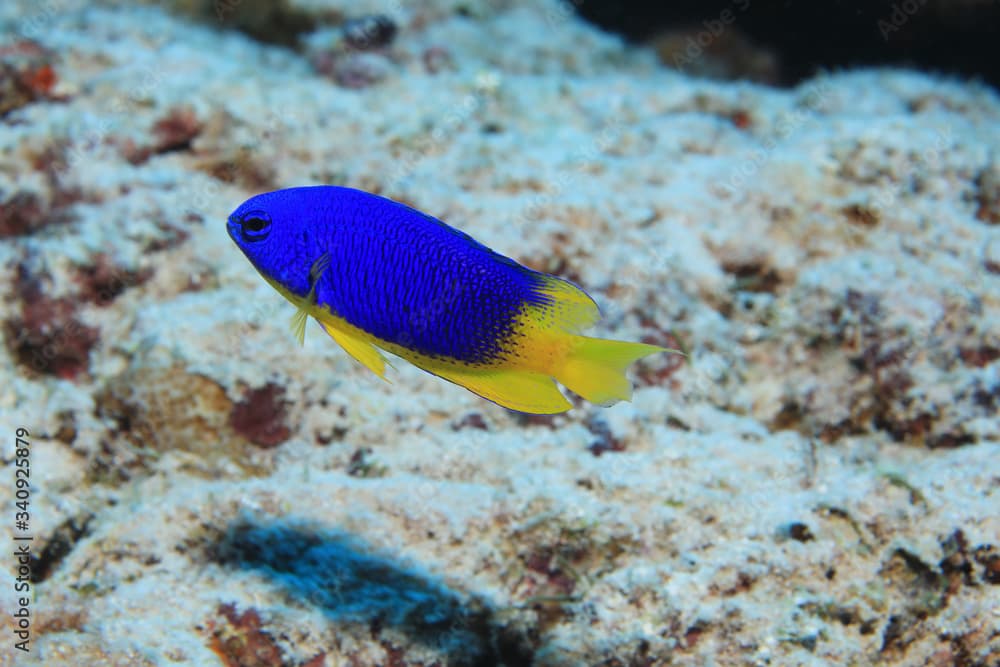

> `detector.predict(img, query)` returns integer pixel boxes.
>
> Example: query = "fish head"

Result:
[227,190,316,296]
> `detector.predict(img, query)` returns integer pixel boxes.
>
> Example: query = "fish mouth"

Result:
[226,217,240,242]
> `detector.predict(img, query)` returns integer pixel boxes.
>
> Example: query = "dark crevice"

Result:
[31,514,94,583]
[576,1,1000,89]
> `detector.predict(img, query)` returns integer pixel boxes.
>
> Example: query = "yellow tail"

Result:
[554,336,670,406]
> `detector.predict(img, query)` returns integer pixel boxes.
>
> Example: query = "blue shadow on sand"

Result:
[209,519,534,666]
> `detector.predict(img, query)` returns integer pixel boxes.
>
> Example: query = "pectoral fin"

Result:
[290,305,310,346]
[281,252,332,347]
[319,320,390,381]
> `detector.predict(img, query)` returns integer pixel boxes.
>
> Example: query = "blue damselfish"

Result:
[227,186,670,413]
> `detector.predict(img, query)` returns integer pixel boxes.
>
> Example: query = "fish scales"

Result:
[313,193,526,363]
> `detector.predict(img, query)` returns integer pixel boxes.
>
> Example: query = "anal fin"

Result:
[399,352,572,414]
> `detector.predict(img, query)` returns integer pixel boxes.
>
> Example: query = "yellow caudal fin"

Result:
[555,336,670,406]
[318,319,391,382]
[398,351,573,414]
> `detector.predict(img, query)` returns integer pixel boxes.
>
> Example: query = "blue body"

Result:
[227,186,550,365]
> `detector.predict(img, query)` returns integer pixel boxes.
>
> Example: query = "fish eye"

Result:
[240,210,271,242]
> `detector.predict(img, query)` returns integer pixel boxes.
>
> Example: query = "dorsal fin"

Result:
[524,273,601,333]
